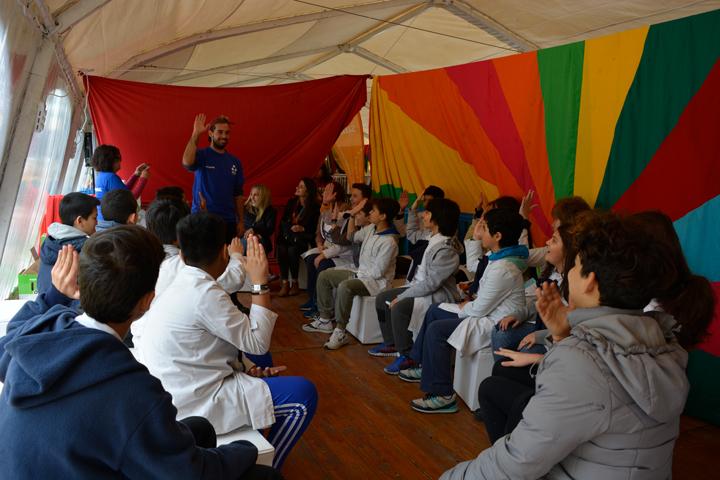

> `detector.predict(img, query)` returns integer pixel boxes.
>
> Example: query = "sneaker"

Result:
[302,316,334,333]
[410,394,458,414]
[368,343,399,357]
[384,355,417,375]
[324,328,351,350]
[303,309,318,318]
[299,299,315,311]
[398,366,422,383]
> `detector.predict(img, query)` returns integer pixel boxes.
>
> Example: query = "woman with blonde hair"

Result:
[243,184,277,255]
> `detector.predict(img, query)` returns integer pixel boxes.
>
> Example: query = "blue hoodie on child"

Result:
[37,223,89,294]
[0,287,259,479]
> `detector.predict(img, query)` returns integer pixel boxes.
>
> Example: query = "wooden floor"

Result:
[251,292,719,479]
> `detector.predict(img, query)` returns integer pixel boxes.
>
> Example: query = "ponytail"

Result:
[659,274,716,349]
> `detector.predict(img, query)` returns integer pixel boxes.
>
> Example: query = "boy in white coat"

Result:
[137,212,317,469]
[402,208,528,413]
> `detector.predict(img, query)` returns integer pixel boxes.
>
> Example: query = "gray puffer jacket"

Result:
[441,306,689,480]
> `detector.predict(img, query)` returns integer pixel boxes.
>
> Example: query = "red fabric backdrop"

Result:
[85,75,368,205]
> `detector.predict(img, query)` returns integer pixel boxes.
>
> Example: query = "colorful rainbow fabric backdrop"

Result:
[370,9,720,423]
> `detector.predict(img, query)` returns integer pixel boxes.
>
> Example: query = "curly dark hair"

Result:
[574,212,676,310]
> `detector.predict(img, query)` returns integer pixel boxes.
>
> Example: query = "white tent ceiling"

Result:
[34,0,720,134]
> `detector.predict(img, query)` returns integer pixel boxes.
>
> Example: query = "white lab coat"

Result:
[131,244,245,344]
[448,257,526,356]
[135,264,277,433]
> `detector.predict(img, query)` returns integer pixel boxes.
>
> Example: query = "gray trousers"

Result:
[374,287,414,355]
[316,269,371,329]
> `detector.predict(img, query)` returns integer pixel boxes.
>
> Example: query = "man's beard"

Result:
[211,139,227,150]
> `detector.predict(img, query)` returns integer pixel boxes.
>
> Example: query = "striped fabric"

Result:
[369,9,720,423]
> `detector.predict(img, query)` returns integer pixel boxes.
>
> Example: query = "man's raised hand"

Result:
[51,245,80,299]
[192,113,210,140]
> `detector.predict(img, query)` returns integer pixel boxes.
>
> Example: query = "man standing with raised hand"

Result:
[183,113,245,243]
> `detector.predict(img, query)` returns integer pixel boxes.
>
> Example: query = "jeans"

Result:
[490,321,541,361]
[410,303,462,396]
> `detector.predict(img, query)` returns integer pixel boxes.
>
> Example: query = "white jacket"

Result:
[131,244,245,343]
[135,264,277,433]
[448,256,527,356]
[353,224,399,296]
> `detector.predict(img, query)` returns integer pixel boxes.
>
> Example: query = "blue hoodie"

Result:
[38,223,88,294]
[0,287,259,479]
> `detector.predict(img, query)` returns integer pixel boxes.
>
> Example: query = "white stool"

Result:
[217,428,275,466]
[453,348,495,411]
[346,296,382,344]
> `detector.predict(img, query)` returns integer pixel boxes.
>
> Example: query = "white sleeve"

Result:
[217,254,246,293]
[460,265,517,320]
[198,288,277,355]
[464,239,484,274]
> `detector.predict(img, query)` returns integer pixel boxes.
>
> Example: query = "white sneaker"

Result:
[324,328,351,350]
[302,316,334,333]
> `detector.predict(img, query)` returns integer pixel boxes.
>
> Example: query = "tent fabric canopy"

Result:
[43,1,720,135]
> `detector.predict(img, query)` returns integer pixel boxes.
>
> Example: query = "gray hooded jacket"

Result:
[441,306,689,480]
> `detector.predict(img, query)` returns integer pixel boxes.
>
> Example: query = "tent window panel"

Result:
[61,130,84,194]
[0,86,72,299]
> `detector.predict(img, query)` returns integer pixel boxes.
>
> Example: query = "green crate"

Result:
[18,273,38,295]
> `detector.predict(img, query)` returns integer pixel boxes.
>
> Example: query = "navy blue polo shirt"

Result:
[187,147,244,222]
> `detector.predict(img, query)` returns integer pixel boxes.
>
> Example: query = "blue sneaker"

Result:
[299,299,315,311]
[303,309,318,318]
[368,343,398,357]
[384,355,417,375]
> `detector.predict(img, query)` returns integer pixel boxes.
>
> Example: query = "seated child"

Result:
[441,211,710,480]
[137,212,317,469]
[131,198,247,350]
[302,198,400,350]
[401,208,527,414]
[37,192,99,294]
[301,181,352,315]
[373,198,462,374]
[95,188,139,231]
[0,227,279,479]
